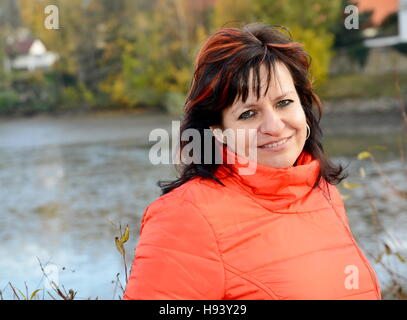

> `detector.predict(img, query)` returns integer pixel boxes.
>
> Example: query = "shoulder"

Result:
[325,181,345,207]
[125,180,226,300]
[324,180,350,226]
[141,176,225,230]
[149,176,225,209]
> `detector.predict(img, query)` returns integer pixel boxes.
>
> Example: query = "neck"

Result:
[214,143,322,212]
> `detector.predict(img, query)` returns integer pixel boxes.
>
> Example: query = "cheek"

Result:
[222,118,255,147]
[236,128,257,150]
[226,127,257,157]
[221,113,254,156]
[289,105,306,131]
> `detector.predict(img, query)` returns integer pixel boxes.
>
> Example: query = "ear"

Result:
[209,125,225,144]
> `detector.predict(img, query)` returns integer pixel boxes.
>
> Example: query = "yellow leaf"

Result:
[384,243,392,255]
[343,181,362,190]
[359,167,366,179]
[375,252,384,263]
[30,289,41,300]
[357,151,372,160]
[395,253,406,263]
[120,225,130,244]
[115,237,125,256]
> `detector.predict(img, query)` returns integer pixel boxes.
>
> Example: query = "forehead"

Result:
[245,61,295,101]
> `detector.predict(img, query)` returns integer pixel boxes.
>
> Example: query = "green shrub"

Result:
[0,88,20,113]
[163,91,186,115]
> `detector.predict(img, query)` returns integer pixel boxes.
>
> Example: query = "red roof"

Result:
[354,0,398,26]
[5,38,35,57]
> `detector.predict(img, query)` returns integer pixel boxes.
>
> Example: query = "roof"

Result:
[5,38,35,57]
[354,0,399,26]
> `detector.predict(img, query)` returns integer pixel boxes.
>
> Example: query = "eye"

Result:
[238,110,256,120]
[276,99,294,108]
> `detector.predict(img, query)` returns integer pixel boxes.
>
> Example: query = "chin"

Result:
[258,158,293,168]
[255,150,295,168]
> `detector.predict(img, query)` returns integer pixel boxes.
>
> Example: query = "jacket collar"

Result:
[214,143,323,212]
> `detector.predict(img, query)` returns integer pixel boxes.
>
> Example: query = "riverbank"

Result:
[1,93,406,118]
[1,98,405,140]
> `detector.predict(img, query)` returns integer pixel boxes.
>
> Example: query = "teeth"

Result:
[260,137,289,148]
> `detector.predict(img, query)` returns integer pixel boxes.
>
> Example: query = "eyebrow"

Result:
[232,90,297,115]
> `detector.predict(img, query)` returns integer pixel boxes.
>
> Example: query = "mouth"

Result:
[257,135,293,150]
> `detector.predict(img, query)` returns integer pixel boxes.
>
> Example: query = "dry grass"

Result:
[339,73,407,299]
[0,221,131,300]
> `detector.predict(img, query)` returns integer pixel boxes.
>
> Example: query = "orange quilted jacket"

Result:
[123,144,381,300]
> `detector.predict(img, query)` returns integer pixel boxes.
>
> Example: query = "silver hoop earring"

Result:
[305,124,310,140]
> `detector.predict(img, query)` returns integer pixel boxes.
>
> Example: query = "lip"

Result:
[257,135,293,152]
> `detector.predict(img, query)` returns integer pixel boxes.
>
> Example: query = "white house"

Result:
[364,0,407,47]
[4,34,59,72]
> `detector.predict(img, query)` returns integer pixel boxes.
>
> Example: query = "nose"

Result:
[259,108,285,135]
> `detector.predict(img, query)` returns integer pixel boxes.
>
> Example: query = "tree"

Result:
[101,0,213,111]
[0,0,22,79]
[212,0,342,84]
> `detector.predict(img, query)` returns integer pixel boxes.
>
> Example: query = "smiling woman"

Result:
[123,23,382,300]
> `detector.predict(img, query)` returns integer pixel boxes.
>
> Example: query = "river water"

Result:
[0,110,406,299]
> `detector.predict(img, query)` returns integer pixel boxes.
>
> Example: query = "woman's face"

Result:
[211,61,308,169]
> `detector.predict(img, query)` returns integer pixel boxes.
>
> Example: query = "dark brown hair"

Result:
[158,23,348,195]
